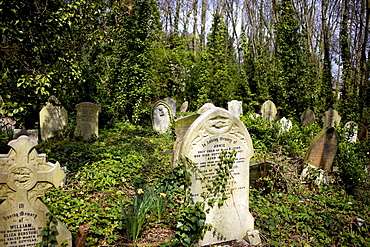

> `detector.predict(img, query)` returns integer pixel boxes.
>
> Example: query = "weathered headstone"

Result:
[227,100,243,117]
[261,100,277,121]
[197,103,215,114]
[74,102,101,141]
[278,117,292,133]
[344,121,358,143]
[178,107,259,246]
[13,129,38,141]
[300,108,315,127]
[322,108,341,129]
[151,100,174,134]
[358,124,368,141]
[172,113,200,165]
[39,96,68,141]
[0,135,72,246]
[179,100,189,113]
[163,97,176,117]
[304,127,339,171]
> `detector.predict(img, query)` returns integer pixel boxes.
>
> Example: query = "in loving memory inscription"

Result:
[179,107,255,246]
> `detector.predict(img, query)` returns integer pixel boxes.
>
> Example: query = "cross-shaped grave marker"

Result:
[0,135,72,246]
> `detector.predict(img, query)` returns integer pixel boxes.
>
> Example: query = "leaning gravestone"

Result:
[178,107,259,246]
[322,108,341,129]
[39,96,68,141]
[228,100,243,117]
[75,102,101,141]
[300,108,315,127]
[151,100,174,134]
[304,127,339,171]
[0,135,72,246]
[179,100,189,113]
[261,100,277,121]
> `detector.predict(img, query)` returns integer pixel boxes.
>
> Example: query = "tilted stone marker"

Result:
[39,96,68,141]
[151,100,174,134]
[344,121,358,143]
[261,100,277,121]
[75,102,101,141]
[178,107,259,246]
[0,135,72,246]
[304,127,339,171]
[322,108,341,129]
[179,100,189,113]
[300,108,315,127]
[228,100,243,117]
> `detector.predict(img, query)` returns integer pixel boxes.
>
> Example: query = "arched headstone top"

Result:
[261,100,277,121]
[151,100,174,133]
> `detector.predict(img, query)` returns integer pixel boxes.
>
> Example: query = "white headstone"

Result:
[151,100,174,133]
[74,102,101,140]
[178,107,258,246]
[261,100,277,121]
[227,100,243,117]
[40,97,68,141]
[0,136,72,246]
[278,117,292,133]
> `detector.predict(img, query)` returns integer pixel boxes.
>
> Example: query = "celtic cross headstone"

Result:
[0,135,72,246]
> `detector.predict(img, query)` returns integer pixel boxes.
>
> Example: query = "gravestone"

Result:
[163,98,176,117]
[227,100,243,117]
[151,100,174,134]
[0,118,16,132]
[344,121,358,143]
[300,108,315,127]
[197,103,215,114]
[278,117,292,133]
[304,127,339,171]
[178,107,259,246]
[322,108,341,129]
[261,100,277,121]
[358,124,368,141]
[0,135,72,246]
[74,102,101,141]
[179,100,189,113]
[39,96,68,141]
[13,129,38,141]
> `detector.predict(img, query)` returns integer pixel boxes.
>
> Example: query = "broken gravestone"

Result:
[178,107,259,246]
[278,117,292,133]
[151,100,174,134]
[0,135,72,246]
[227,100,243,117]
[261,100,277,121]
[304,127,339,171]
[39,96,68,141]
[74,102,101,141]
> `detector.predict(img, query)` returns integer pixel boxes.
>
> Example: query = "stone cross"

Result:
[178,107,259,246]
[261,100,277,121]
[0,135,72,246]
[322,108,341,129]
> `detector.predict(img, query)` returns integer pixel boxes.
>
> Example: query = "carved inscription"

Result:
[189,134,249,201]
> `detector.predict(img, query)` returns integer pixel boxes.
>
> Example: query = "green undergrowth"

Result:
[7,118,368,246]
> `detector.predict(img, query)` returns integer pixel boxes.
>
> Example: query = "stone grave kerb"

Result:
[0,135,72,246]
